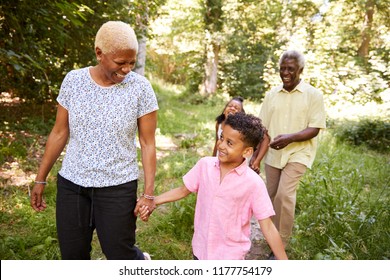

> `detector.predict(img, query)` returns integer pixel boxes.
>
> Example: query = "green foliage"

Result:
[147,0,389,105]
[1,78,389,260]
[3,0,388,105]
[0,102,55,165]
[0,137,27,163]
[0,1,96,102]
[202,0,224,32]
[146,0,205,91]
[220,0,287,99]
[0,0,166,102]
[331,118,390,152]
[0,185,60,259]
[291,134,390,260]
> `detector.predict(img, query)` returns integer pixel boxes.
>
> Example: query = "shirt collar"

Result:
[214,158,248,175]
[279,79,305,94]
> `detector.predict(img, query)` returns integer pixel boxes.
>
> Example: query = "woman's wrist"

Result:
[141,193,155,200]
[34,181,47,185]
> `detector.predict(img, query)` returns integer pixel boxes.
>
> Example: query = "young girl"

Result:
[212,97,270,174]
[212,97,245,157]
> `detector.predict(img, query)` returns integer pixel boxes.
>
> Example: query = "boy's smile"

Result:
[217,124,251,169]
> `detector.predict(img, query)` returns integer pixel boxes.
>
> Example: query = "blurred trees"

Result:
[1,0,389,104]
[0,0,165,102]
[0,1,94,102]
[148,0,389,103]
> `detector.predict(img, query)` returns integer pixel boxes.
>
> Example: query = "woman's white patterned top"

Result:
[57,67,158,187]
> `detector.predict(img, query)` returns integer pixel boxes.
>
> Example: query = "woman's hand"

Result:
[134,196,156,221]
[30,184,47,212]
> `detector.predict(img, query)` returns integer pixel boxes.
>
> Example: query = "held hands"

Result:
[138,204,153,221]
[134,195,157,222]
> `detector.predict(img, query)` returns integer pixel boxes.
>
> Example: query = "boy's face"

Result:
[217,124,252,168]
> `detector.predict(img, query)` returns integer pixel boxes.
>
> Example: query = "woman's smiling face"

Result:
[97,48,137,85]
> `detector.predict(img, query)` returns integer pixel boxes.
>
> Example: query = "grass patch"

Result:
[291,132,390,260]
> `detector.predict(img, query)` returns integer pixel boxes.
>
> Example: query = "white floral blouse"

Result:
[57,67,158,187]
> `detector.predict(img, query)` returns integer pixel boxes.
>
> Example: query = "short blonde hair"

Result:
[94,21,138,54]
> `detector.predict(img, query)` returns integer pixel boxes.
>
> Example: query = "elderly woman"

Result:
[30,21,158,260]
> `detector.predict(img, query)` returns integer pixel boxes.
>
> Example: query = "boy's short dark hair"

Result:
[225,112,265,148]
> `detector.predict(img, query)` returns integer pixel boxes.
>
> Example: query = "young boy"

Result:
[138,112,287,260]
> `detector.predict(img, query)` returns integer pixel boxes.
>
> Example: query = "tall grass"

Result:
[1,79,389,260]
[291,133,390,260]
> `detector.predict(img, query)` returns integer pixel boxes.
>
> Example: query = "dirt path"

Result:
[245,217,271,260]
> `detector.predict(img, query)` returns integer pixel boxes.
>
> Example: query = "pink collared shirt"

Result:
[183,157,275,260]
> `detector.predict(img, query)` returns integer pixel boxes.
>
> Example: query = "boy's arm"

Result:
[258,218,288,260]
[155,186,192,206]
[136,186,192,221]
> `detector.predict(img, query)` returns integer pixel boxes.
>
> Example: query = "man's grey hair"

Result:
[279,50,305,70]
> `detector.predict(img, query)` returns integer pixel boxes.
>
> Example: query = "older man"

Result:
[259,50,326,252]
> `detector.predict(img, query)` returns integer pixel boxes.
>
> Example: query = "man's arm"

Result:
[269,127,320,150]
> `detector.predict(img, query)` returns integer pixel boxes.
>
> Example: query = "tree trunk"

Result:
[201,39,220,96]
[357,0,374,58]
[200,0,223,96]
[135,36,147,76]
[134,4,149,76]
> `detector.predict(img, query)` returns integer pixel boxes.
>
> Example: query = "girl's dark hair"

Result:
[225,112,266,148]
[215,96,245,124]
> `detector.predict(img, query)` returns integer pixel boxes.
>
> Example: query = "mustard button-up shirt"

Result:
[259,80,326,169]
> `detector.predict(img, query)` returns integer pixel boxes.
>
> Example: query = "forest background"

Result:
[0,0,389,260]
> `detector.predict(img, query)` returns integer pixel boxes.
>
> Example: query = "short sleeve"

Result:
[308,90,326,129]
[259,93,270,128]
[137,79,159,118]
[251,179,275,220]
[56,71,73,110]
[183,158,205,193]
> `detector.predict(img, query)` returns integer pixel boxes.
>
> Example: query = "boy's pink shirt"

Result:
[183,157,275,260]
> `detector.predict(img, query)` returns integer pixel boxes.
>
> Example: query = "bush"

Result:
[331,118,390,152]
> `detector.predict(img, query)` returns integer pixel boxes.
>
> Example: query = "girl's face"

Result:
[223,100,243,118]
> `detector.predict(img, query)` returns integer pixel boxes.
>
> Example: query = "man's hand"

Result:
[270,134,292,150]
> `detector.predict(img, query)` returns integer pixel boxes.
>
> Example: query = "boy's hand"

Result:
[138,205,152,221]
[134,198,156,221]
